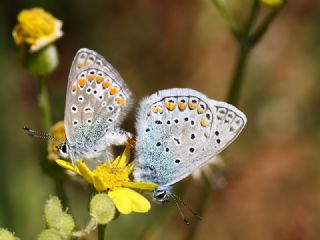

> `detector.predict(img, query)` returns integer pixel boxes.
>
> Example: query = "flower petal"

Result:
[93,175,108,192]
[76,162,94,184]
[122,181,158,190]
[56,159,78,173]
[108,188,151,214]
[117,144,131,167]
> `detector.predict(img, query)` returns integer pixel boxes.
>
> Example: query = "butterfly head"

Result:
[58,141,70,159]
[153,186,172,204]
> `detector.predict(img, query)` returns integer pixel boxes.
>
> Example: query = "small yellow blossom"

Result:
[48,121,66,161]
[12,8,63,52]
[56,145,158,215]
[260,0,285,8]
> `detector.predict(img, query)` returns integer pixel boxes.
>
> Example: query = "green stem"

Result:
[186,177,211,240]
[98,224,106,240]
[251,6,283,45]
[211,0,240,39]
[36,76,69,206]
[37,76,52,132]
[186,3,286,240]
[227,42,251,105]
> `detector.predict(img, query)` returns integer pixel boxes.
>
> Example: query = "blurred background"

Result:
[1,0,320,239]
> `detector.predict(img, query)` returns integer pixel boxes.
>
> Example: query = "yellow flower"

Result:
[56,145,158,215]
[48,121,66,161]
[12,8,63,52]
[260,0,285,8]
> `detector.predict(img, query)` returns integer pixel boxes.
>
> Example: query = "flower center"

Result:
[93,163,130,190]
[17,8,55,42]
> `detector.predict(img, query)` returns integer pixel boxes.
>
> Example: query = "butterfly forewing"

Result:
[64,49,132,160]
[134,88,246,186]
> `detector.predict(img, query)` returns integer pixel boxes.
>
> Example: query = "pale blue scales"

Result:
[133,88,247,202]
[58,48,133,167]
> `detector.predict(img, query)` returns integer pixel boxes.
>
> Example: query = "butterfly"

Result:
[58,48,133,165]
[133,88,246,203]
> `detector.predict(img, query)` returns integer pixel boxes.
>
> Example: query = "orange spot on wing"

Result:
[86,60,93,66]
[96,75,104,84]
[71,85,77,92]
[88,74,95,81]
[178,103,186,110]
[77,63,83,68]
[165,102,175,111]
[78,78,86,88]
[109,86,118,95]
[115,97,124,104]
[158,107,163,114]
[188,102,197,110]
[197,106,204,114]
[102,80,111,89]
[151,106,158,113]
[201,117,209,127]
[204,130,210,138]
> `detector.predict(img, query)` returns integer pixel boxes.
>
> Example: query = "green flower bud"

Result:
[37,229,63,240]
[44,196,75,235]
[44,196,63,227]
[0,228,19,240]
[260,0,285,8]
[19,44,58,76]
[52,213,75,235]
[90,193,116,224]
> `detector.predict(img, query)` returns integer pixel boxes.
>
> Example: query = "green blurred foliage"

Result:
[1,0,320,239]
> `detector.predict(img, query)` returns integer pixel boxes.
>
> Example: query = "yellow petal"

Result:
[117,144,131,167]
[56,159,78,173]
[111,155,121,167]
[122,181,158,191]
[108,188,151,214]
[76,162,94,184]
[93,175,107,192]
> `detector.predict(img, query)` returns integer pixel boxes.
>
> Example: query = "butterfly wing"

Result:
[64,48,132,161]
[133,88,246,186]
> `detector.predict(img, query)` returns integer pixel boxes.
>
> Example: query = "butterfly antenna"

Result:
[23,126,63,143]
[170,194,190,225]
[171,193,202,221]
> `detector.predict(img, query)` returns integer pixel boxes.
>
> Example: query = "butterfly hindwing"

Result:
[64,49,132,161]
[134,88,246,186]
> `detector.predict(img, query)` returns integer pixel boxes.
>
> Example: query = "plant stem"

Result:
[36,76,69,206]
[227,42,251,105]
[98,224,106,240]
[37,76,52,131]
[186,2,285,240]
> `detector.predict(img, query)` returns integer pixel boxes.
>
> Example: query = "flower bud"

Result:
[37,229,63,240]
[44,196,63,226]
[260,0,285,8]
[19,44,58,76]
[90,193,116,224]
[0,228,19,240]
[52,213,75,235]
[44,196,75,235]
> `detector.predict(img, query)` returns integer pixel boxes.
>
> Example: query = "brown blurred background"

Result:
[1,0,320,239]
